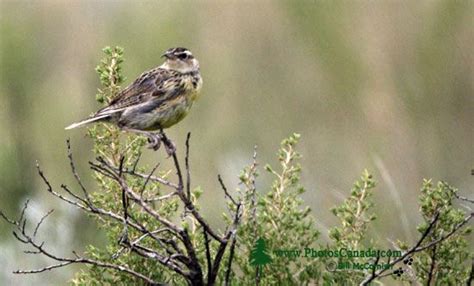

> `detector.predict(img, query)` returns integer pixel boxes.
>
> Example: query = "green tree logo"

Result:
[249,238,272,284]
[250,237,272,266]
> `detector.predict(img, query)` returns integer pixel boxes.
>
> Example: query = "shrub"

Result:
[1,47,472,286]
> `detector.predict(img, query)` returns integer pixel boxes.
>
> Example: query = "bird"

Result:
[65,47,203,154]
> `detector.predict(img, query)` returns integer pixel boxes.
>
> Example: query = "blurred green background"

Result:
[1,0,472,284]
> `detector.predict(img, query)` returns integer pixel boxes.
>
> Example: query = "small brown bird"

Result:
[66,47,203,153]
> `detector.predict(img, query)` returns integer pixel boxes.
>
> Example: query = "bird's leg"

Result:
[121,128,162,151]
[121,128,175,155]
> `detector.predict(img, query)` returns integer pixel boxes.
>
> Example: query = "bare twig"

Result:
[33,209,54,237]
[210,203,242,285]
[140,162,160,198]
[224,226,239,286]
[203,229,212,284]
[0,210,17,225]
[467,258,474,286]
[66,139,93,205]
[120,169,178,189]
[60,184,85,203]
[426,244,437,285]
[19,199,30,225]
[0,205,160,285]
[160,130,224,243]
[218,174,237,206]
[454,192,474,204]
[131,151,142,173]
[185,132,191,200]
[143,191,178,203]
[39,158,184,260]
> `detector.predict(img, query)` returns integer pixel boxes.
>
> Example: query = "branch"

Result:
[224,227,238,286]
[209,203,242,285]
[360,212,441,285]
[91,152,205,283]
[360,211,473,285]
[413,211,473,252]
[1,204,160,285]
[139,162,160,198]
[7,132,246,286]
[454,192,474,204]
[185,132,191,200]
[15,258,162,285]
[468,257,474,286]
[33,209,54,237]
[160,130,224,243]
[218,174,237,206]
[66,139,94,206]
[203,229,212,284]
[426,244,437,286]
[120,168,178,189]
[39,160,182,260]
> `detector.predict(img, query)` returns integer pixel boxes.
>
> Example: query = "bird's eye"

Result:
[177,53,188,60]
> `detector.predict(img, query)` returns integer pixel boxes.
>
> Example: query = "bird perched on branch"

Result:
[65,47,203,154]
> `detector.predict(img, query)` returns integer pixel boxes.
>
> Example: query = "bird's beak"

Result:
[161,52,172,59]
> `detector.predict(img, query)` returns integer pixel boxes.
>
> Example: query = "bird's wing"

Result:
[95,68,178,116]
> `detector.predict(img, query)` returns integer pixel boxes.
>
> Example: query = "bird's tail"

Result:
[65,114,110,130]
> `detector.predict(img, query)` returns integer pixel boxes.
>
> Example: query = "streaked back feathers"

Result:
[65,47,202,131]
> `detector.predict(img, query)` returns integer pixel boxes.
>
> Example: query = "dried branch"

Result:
[139,162,160,198]
[360,210,473,285]
[143,191,178,203]
[90,139,208,284]
[413,211,473,252]
[360,212,441,285]
[66,139,93,205]
[5,132,248,286]
[33,209,54,237]
[159,131,224,243]
[224,224,239,286]
[218,174,237,206]
[38,158,188,272]
[210,202,242,285]
[468,258,474,286]
[203,229,212,284]
[185,132,191,200]
[0,204,160,285]
[120,168,178,189]
[426,244,437,286]
[453,192,474,204]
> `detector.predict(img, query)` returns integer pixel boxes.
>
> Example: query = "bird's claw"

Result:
[145,133,176,156]
[146,133,162,151]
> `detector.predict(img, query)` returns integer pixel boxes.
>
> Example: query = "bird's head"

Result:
[161,47,199,73]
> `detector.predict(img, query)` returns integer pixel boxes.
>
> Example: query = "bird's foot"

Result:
[146,133,162,151]
[142,130,176,156]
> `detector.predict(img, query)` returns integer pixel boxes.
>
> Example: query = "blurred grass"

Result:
[0,1,472,285]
